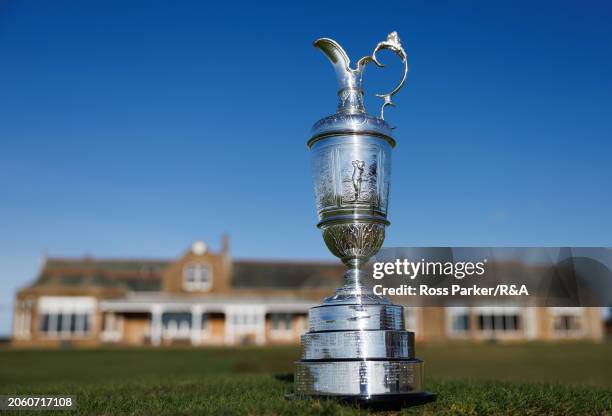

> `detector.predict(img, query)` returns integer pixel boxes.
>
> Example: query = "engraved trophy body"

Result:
[294,32,435,408]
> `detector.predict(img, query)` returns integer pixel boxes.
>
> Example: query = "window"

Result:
[40,314,50,333]
[551,307,583,337]
[69,314,77,332]
[452,314,470,332]
[198,313,209,332]
[476,312,520,332]
[162,312,192,339]
[183,263,212,291]
[57,314,66,333]
[270,313,293,331]
[82,314,90,333]
[269,313,293,340]
[230,311,263,331]
[477,314,520,331]
[37,296,96,338]
[39,312,92,337]
[446,307,470,336]
[554,315,581,332]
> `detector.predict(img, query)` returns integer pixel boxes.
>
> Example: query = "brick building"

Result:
[12,238,604,347]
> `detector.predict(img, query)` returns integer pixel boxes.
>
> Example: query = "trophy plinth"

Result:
[293,32,435,409]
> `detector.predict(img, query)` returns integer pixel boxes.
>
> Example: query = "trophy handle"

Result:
[357,31,409,120]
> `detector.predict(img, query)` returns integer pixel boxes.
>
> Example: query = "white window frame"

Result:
[549,307,585,338]
[446,307,470,338]
[37,296,96,339]
[162,312,192,340]
[183,263,213,292]
[225,305,266,345]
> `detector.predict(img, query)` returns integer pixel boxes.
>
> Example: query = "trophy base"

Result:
[294,358,427,395]
[286,392,436,410]
[293,286,436,409]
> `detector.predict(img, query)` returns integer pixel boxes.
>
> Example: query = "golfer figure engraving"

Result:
[351,160,365,201]
[292,32,436,409]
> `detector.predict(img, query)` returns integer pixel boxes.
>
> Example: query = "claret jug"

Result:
[293,32,435,408]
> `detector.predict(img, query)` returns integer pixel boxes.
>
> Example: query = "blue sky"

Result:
[1,0,611,334]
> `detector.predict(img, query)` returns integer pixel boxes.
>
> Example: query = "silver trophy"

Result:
[293,32,435,408]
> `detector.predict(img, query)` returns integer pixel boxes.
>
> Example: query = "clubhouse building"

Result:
[12,238,604,347]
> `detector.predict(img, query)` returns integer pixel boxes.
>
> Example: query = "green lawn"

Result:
[1,343,611,415]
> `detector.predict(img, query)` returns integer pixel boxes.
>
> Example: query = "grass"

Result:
[1,343,611,415]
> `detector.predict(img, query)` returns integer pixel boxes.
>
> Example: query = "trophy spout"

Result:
[313,38,360,91]
[313,38,365,114]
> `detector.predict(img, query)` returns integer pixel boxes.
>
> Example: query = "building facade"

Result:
[12,239,604,347]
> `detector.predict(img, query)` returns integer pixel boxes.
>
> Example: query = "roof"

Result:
[231,259,344,289]
[26,256,344,292]
[33,258,170,292]
[45,258,170,274]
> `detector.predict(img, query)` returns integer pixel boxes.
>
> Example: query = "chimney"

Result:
[221,234,231,284]
[221,234,230,254]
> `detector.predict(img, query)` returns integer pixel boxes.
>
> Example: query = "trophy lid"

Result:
[308,32,408,148]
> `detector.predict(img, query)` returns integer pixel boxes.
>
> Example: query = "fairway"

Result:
[1,343,611,415]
